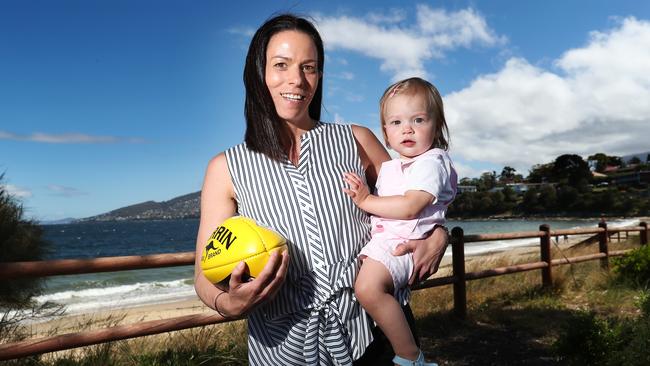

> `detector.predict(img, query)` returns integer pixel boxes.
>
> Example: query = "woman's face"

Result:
[265,30,320,126]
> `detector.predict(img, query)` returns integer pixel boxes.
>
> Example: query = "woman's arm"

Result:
[194,153,289,318]
[351,125,390,188]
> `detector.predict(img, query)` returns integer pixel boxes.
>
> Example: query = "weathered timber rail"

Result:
[0,220,647,360]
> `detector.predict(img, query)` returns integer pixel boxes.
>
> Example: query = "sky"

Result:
[1,0,650,221]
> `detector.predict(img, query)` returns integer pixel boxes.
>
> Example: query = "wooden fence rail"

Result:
[0,220,647,360]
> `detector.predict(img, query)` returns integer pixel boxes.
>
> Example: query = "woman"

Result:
[194,14,448,365]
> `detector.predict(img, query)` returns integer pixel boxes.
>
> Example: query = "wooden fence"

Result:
[0,220,647,361]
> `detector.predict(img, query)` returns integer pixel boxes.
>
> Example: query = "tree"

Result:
[629,157,642,165]
[552,154,591,189]
[527,163,554,183]
[0,175,49,307]
[587,153,608,172]
[499,166,517,183]
[478,171,497,191]
[538,185,557,212]
[557,186,579,211]
[587,153,623,172]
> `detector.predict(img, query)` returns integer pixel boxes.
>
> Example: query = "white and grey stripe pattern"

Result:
[225,122,376,365]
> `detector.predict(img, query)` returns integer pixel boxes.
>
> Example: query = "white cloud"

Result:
[451,161,486,181]
[333,113,347,124]
[416,6,506,48]
[2,184,32,198]
[0,131,143,144]
[337,71,355,80]
[366,8,407,24]
[445,17,650,174]
[227,26,255,37]
[316,5,504,80]
[47,185,87,197]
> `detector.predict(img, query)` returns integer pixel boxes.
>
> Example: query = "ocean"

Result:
[30,217,639,317]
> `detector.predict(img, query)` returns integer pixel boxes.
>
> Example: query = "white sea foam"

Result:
[31,278,196,319]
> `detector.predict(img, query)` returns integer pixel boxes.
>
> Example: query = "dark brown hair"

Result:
[243,14,324,161]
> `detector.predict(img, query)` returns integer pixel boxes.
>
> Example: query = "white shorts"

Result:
[358,234,413,293]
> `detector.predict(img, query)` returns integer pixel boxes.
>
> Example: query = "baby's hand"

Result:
[343,172,370,207]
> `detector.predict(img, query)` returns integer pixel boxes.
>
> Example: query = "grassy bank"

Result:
[3,234,648,365]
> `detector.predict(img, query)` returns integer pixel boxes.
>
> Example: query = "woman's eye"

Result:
[302,64,316,73]
[274,62,287,69]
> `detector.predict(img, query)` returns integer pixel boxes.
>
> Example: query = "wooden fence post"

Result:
[451,227,466,320]
[598,221,609,270]
[539,224,553,288]
[640,222,648,245]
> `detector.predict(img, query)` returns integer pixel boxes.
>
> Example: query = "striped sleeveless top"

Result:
[225,122,375,365]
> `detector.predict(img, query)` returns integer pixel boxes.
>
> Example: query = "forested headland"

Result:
[448,153,650,218]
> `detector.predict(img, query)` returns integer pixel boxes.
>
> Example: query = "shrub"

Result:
[554,311,623,366]
[555,292,650,365]
[612,245,650,288]
[0,175,49,307]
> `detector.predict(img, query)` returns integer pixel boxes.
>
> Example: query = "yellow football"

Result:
[200,216,287,284]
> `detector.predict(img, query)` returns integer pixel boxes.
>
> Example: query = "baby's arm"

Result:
[343,172,433,220]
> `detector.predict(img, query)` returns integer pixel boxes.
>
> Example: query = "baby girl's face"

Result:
[383,93,434,159]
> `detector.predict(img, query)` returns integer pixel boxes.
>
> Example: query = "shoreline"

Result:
[42,215,648,226]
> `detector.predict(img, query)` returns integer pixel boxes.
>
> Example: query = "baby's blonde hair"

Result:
[379,77,449,150]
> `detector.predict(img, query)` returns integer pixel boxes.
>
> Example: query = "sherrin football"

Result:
[200,216,287,284]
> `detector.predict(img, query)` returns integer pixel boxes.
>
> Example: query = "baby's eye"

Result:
[389,120,401,126]
[414,117,425,124]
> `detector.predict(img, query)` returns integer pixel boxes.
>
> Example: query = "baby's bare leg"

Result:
[355,258,419,361]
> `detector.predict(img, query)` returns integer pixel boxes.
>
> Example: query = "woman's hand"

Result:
[217,250,290,317]
[392,226,448,286]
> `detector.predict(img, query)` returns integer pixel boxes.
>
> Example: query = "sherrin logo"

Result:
[203,225,238,261]
[200,216,287,284]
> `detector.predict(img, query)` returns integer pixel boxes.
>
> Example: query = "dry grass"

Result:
[408,234,646,365]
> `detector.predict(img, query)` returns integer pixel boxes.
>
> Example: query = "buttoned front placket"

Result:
[283,130,353,365]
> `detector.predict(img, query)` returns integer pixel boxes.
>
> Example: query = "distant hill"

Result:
[83,191,200,221]
[40,217,77,225]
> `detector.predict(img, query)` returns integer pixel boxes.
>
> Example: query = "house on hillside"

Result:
[506,183,530,194]
[457,185,477,194]
[610,169,650,186]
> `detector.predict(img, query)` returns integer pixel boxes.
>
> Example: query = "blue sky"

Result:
[2,0,649,221]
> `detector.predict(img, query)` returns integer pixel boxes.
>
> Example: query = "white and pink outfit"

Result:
[359,148,458,292]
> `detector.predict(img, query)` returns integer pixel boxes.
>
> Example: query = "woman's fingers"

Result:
[261,251,290,300]
[222,250,290,316]
[229,261,248,287]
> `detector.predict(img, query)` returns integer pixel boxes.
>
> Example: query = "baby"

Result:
[344,77,457,366]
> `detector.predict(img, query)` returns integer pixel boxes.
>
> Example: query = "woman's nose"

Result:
[288,66,304,86]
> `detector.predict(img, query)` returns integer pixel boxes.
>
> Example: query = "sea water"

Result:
[28,217,639,317]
